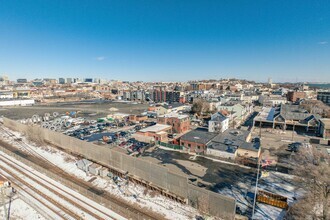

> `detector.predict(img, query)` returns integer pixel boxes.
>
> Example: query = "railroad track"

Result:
[0,152,124,220]
[0,124,163,220]
[0,162,81,219]
[9,179,69,220]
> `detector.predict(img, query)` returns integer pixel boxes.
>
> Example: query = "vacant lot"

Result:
[0,101,149,120]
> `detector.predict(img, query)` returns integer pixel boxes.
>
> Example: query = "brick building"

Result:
[157,112,190,134]
[136,124,172,142]
[128,114,148,123]
[152,86,166,103]
[180,128,217,153]
[287,91,306,102]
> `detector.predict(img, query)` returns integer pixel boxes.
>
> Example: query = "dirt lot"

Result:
[0,101,149,120]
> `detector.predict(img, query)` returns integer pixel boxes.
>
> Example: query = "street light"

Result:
[292,121,296,141]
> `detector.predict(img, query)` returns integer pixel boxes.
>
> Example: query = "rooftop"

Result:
[320,118,330,129]
[239,142,259,152]
[210,112,228,122]
[255,104,321,124]
[180,128,218,145]
[208,129,251,152]
[139,124,172,133]
[163,102,184,109]
[158,112,189,120]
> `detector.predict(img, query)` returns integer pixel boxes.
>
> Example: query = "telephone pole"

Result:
[291,122,295,141]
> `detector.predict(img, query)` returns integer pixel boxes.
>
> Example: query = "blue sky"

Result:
[0,0,329,82]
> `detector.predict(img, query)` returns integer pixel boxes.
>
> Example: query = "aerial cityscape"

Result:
[0,1,329,220]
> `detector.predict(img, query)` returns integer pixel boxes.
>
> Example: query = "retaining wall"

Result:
[3,117,236,219]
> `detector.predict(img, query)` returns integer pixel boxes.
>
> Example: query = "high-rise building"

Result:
[17,78,28,83]
[131,90,145,101]
[317,91,330,106]
[166,91,181,103]
[73,78,80,83]
[152,86,166,102]
[59,78,65,84]
[84,78,93,83]
[0,75,9,85]
[66,78,73,84]
[268,77,273,85]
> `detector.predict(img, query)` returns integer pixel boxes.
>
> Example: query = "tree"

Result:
[191,99,209,117]
[285,146,330,220]
[300,100,330,118]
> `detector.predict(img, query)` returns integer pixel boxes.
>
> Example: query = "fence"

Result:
[3,117,236,219]
[0,145,153,220]
[158,141,183,150]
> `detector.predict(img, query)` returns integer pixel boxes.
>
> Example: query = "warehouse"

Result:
[0,99,35,107]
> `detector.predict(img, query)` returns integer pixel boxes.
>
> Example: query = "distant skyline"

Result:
[1,0,329,82]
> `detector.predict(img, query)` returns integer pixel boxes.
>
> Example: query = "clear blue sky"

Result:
[0,0,329,82]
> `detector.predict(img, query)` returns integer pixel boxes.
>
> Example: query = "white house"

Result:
[208,112,229,133]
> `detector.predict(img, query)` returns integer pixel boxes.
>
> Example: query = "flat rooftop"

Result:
[139,124,171,133]
[180,128,218,145]
[320,118,330,129]
[158,112,189,119]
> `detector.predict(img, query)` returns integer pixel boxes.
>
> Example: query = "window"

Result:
[188,144,191,147]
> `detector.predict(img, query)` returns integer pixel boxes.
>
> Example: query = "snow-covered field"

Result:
[0,126,202,220]
[0,197,45,220]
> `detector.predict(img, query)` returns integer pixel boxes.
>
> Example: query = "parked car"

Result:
[287,142,302,152]
[252,137,260,143]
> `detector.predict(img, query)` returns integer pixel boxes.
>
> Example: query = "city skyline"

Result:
[1,1,330,82]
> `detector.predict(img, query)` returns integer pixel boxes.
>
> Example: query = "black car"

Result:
[288,142,302,152]
[252,137,260,143]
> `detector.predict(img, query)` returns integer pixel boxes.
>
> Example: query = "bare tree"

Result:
[191,99,209,117]
[301,100,330,118]
[286,147,330,220]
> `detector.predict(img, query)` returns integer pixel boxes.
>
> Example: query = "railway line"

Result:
[0,124,163,220]
[0,151,124,220]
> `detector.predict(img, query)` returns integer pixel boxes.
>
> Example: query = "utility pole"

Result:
[292,122,295,141]
[1,187,8,220]
[252,158,261,219]
[231,109,235,129]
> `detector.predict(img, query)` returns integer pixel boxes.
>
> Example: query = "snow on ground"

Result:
[0,150,126,220]
[254,171,303,220]
[214,162,299,219]
[0,127,201,220]
[219,169,301,219]
[0,197,45,220]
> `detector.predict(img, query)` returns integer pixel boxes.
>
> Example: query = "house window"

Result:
[188,144,191,147]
